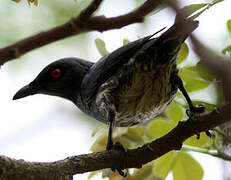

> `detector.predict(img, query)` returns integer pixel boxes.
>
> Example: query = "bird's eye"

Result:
[51,68,61,78]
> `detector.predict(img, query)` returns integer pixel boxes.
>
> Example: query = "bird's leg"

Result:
[173,74,205,115]
[106,110,127,177]
[106,110,115,151]
[173,74,211,138]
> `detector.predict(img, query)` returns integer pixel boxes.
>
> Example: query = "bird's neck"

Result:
[71,94,91,115]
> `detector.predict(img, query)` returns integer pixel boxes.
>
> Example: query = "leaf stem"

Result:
[182,145,231,161]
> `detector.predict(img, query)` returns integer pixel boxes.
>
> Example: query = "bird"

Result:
[13,19,204,176]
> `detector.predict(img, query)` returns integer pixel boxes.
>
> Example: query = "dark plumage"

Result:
[13,20,203,176]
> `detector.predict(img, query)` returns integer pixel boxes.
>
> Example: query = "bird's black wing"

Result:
[81,35,154,105]
[81,20,199,106]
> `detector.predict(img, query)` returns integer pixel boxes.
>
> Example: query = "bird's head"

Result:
[13,57,93,104]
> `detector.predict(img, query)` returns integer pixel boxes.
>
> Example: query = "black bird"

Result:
[13,20,204,176]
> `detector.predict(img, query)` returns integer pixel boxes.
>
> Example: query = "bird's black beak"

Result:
[13,84,37,100]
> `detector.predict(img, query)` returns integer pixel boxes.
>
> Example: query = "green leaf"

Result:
[173,152,204,180]
[91,125,107,137]
[196,61,215,81]
[148,118,175,139]
[132,164,153,180]
[192,100,216,112]
[88,171,100,180]
[91,129,132,152]
[12,0,21,2]
[179,66,200,82]
[185,79,210,92]
[222,45,231,58]
[122,127,145,144]
[90,132,107,152]
[212,0,224,4]
[183,3,208,15]
[28,0,38,6]
[155,151,175,178]
[95,38,109,56]
[178,43,189,64]
[123,38,130,45]
[113,134,131,149]
[227,19,231,34]
[184,133,211,148]
[214,131,221,148]
[166,101,184,123]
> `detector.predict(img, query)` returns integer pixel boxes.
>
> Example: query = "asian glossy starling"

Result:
[13,20,204,176]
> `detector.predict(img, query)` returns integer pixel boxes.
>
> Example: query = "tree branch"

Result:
[77,0,103,20]
[0,0,162,65]
[1,102,231,180]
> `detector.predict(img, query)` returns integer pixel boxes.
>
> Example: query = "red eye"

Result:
[51,69,61,78]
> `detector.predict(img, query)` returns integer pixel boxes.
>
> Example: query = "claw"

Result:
[186,109,194,120]
[187,104,205,121]
[111,167,127,177]
[196,133,200,140]
[205,130,212,138]
[117,169,127,177]
[114,142,126,152]
[192,104,206,113]
[110,142,127,177]
[196,130,212,140]
[187,104,208,140]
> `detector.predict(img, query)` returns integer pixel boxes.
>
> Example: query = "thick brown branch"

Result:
[1,104,231,180]
[0,0,162,65]
[77,0,103,20]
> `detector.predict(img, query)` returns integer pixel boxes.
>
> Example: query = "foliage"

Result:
[89,2,230,179]
[95,38,109,56]
[221,19,231,58]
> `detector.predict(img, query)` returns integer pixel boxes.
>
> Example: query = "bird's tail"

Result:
[161,19,199,42]
[156,19,199,59]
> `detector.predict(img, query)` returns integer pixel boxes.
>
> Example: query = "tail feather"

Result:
[161,19,199,42]
[157,20,199,58]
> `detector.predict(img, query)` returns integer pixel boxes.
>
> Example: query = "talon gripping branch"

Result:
[13,20,203,176]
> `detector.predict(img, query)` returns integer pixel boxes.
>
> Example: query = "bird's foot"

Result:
[186,104,211,139]
[108,142,127,177]
[186,104,205,121]
[196,130,212,140]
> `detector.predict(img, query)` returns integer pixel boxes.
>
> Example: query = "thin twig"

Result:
[182,145,231,161]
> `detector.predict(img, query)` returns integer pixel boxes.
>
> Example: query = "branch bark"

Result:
[0,0,162,65]
[1,103,231,180]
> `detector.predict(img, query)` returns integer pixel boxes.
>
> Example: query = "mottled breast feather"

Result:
[94,54,178,127]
